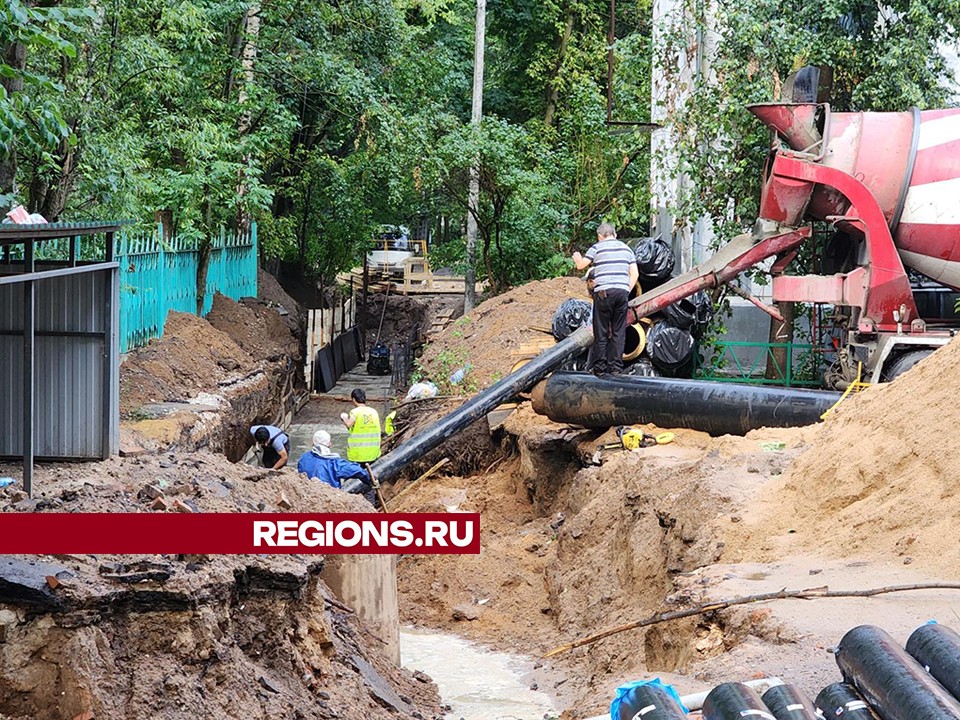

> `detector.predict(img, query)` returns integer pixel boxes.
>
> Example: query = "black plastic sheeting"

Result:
[622,357,660,377]
[905,623,960,702]
[761,684,820,720]
[533,372,840,435]
[645,321,695,371]
[662,289,714,337]
[634,237,675,286]
[834,625,960,720]
[552,298,593,341]
[815,683,880,720]
[613,684,686,720]
[314,326,363,393]
[702,683,774,720]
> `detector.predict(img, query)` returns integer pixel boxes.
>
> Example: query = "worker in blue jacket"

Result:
[297,430,375,504]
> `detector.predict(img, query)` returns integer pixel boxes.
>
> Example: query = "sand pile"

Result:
[120,311,256,414]
[206,292,299,362]
[736,337,960,575]
[417,276,588,389]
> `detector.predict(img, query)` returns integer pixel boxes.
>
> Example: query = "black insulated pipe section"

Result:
[703,683,776,720]
[370,325,594,483]
[906,623,960,702]
[533,372,840,435]
[834,625,960,720]
[614,684,686,720]
[761,684,820,720]
[815,683,879,720]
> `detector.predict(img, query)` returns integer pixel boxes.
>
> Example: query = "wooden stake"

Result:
[386,458,450,510]
[543,582,960,658]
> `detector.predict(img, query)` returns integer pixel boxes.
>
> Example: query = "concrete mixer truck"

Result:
[626,102,960,389]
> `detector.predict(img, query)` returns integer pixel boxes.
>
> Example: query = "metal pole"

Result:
[464,0,486,313]
[105,231,114,262]
[102,267,117,459]
[23,239,35,497]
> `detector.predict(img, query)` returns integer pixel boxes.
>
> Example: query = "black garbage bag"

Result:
[559,350,591,372]
[622,357,661,377]
[366,342,391,375]
[552,298,593,341]
[646,321,695,371]
[662,290,714,336]
[633,237,675,284]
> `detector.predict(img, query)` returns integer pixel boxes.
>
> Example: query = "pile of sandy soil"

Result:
[206,292,299,362]
[120,311,257,415]
[728,337,960,576]
[257,267,304,333]
[0,453,441,720]
[392,403,813,711]
[417,277,588,389]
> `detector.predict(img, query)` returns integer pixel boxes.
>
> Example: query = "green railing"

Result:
[117,223,257,352]
[694,341,823,387]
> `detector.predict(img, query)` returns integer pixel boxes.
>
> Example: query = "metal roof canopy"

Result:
[0,221,129,497]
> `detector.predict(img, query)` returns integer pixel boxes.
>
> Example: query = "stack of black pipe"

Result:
[696,624,960,720]
[814,623,960,720]
[549,237,715,377]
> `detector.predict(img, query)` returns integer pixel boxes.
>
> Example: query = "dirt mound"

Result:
[256,269,307,337]
[730,337,960,576]
[120,311,255,415]
[0,454,441,720]
[363,295,431,351]
[207,292,299,362]
[417,276,588,390]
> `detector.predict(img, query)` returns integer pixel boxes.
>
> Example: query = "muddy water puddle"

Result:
[400,627,559,720]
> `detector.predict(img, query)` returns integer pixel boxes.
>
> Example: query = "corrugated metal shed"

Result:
[0,267,118,458]
[0,221,126,495]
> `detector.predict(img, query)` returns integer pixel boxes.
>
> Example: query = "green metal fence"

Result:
[694,340,823,387]
[118,223,257,352]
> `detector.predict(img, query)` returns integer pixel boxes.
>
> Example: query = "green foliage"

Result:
[655,0,960,245]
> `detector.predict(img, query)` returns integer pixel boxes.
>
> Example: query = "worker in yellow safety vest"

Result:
[340,388,382,462]
[384,410,397,436]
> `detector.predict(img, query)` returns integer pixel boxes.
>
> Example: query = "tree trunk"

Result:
[543,8,575,128]
[765,301,795,381]
[196,196,213,314]
[236,3,261,230]
[0,40,27,207]
[154,209,173,239]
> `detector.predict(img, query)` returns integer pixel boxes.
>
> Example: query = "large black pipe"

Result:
[906,623,960,702]
[613,684,686,720]
[761,684,819,720]
[703,683,775,720]
[369,326,594,483]
[834,625,960,720]
[531,372,839,435]
[814,683,879,719]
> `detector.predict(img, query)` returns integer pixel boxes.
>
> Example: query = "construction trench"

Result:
[3,263,960,720]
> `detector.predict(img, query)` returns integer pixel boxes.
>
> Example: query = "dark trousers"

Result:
[591,288,629,374]
[262,441,290,468]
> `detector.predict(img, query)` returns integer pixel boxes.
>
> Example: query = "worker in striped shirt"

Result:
[572,222,639,376]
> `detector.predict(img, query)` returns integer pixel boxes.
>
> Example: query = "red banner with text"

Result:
[0,513,481,554]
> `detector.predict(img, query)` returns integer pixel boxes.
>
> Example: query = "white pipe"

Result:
[582,677,784,720]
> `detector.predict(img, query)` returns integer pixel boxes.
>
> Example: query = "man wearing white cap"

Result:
[296,430,375,503]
